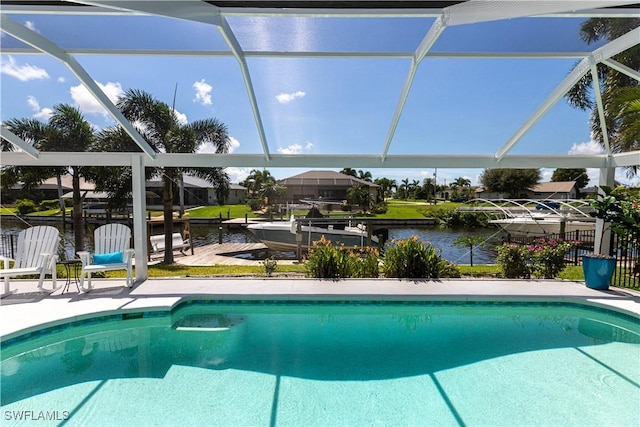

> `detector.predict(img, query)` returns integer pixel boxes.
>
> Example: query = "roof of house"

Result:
[528,181,577,193]
[278,170,379,187]
[145,175,245,190]
[10,176,96,191]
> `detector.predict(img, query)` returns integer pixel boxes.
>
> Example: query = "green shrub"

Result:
[348,247,380,278]
[527,238,576,279]
[15,199,37,215]
[496,238,576,279]
[39,199,62,211]
[262,257,278,277]
[496,244,530,278]
[247,198,262,211]
[382,236,441,278]
[438,259,461,278]
[304,236,352,278]
[370,202,388,215]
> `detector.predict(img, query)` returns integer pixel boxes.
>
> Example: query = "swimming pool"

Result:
[2,300,639,426]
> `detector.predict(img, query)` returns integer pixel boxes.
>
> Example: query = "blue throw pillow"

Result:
[93,251,124,265]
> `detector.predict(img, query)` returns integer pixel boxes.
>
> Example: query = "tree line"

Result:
[1,89,230,264]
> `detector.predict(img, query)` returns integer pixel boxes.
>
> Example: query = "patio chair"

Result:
[77,223,135,291]
[0,225,60,297]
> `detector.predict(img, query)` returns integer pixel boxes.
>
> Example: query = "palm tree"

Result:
[340,168,357,177]
[346,183,371,212]
[114,89,230,264]
[243,169,275,197]
[452,177,471,197]
[422,177,435,202]
[410,179,420,200]
[566,18,640,176]
[3,105,94,251]
[357,170,372,182]
[400,178,410,200]
[607,86,640,158]
[374,177,396,201]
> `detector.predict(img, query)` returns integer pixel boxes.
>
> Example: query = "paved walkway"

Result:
[2,277,639,340]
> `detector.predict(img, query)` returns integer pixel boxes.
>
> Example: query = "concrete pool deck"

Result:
[1,278,639,340]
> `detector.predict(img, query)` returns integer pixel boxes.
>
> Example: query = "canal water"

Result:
[0,218,501,264]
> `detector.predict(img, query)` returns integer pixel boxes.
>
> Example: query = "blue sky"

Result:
[1,12,638,188]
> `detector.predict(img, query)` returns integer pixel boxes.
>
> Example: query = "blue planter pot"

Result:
[582,255,615,290]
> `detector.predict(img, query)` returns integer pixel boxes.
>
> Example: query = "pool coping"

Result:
[1,278,639,342]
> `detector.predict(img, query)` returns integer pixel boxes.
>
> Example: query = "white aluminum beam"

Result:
[3,3,638,18]
[603,59,640,82]
[1,151,622,170]
[381,15,446,161]
[444,1,639,26]
[0,127,40,159]
[495,26,640,160]
[75,1,219,24]
[612,151,640,167]
[1,46,590,60]
[0,15,157,159]
[130,155,147,281]
[591,65,612,156]
[217,16,271,160]
[78,1,271,160]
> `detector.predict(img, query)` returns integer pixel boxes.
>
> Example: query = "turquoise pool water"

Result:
[2,301,639,426]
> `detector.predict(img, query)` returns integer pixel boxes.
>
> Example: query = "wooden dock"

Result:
[166,242,269,266]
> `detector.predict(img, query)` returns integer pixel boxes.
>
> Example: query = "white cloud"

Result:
[27,95,40,111]
[277,144,302,154]
[27,95,53,120]
[540,168,554,182]
[70,81,124,115]
[225,167,252,184]
[568,140,604,155]
[276,90,306,104]
[198,136,240,154]
[173,109,188,126]
[1,56,49,81]
[24,21,38,32]
[57,76,65,83]
[228,136,240,153]
[193,79,213,106]
[566,141,603,188]
[276,141,314,155]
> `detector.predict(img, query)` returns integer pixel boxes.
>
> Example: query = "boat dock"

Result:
[152,242,270,266]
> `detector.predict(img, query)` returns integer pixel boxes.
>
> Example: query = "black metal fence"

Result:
[504,229,596,266]
[505,228,638,289]
[610,231,639,289]
[0,233,16,259]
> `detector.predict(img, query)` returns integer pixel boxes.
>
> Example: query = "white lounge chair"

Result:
[0,225,60,297]
[77,223,135,291]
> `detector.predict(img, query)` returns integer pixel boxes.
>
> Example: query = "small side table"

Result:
[59,259,82,293]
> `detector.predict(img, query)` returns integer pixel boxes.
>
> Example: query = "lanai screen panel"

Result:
[0,1,638,170]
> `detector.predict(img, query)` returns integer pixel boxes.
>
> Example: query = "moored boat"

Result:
[247,204,378,252]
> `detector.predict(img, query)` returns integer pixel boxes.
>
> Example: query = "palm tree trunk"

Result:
[72,170,84,252]
[178,172,185,218]
[56,173,66,229]
[163,167,175,264]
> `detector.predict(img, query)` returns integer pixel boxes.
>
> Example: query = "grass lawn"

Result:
[185,205,257,218]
